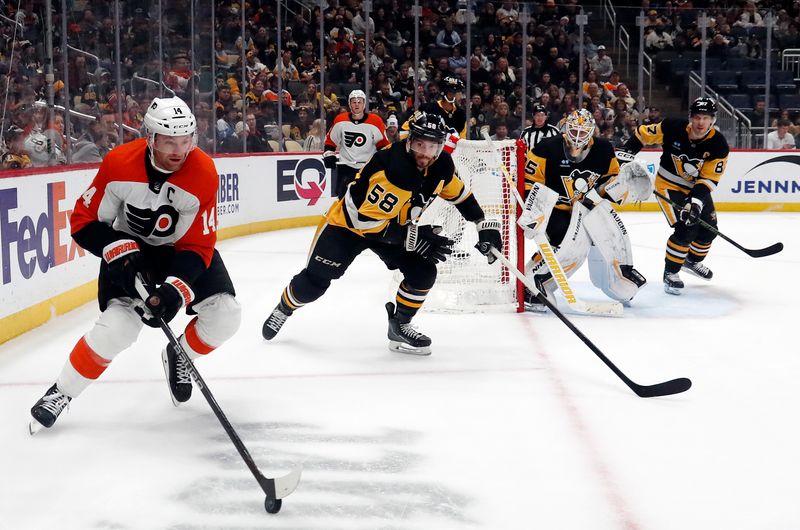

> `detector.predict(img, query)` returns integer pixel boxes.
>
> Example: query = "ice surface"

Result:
[1,212,797,529]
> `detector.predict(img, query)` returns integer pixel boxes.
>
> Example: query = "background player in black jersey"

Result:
[519,109,648,310]
[620,97,729,295]
[519,104,560,151]
[400,76,466,153]
[29,98,241,432]
[262,112,502,355]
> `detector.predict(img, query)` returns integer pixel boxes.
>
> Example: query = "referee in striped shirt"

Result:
[519,104,560,150]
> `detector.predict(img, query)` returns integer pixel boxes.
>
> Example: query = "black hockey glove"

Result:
[323,150,338,170]
[679,197,703,226]
[103,239,143,298]
[405,224,454,264]
[140,277,195,327]
[475,219,502,264]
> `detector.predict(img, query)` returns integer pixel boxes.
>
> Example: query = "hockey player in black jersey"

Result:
[400,76,466,153]
[620,97,729,295]
[519,109,648,310]
[262,111,502,355]
[519,104,560,150]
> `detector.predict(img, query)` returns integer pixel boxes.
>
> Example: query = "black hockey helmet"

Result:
[407,111,449,143]
[532,103,548,115]
[441,75,465,94]
[690,97,717,117]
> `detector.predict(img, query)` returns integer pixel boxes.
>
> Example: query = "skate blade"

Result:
[524,301,548,313]
[161,348,181,408]
[663,284,683,295]
[29,419,45,436]
[682,268,713,281]
[388,341,431,356]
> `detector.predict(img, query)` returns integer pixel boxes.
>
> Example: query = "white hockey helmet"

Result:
[143,96,197,137]
[563,109,596,155]
[348,89,367,104]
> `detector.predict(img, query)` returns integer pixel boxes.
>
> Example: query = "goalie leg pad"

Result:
[584,202,645,302]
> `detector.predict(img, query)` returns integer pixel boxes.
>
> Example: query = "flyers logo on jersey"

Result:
[125,203,180,238]
[343,131,368,148]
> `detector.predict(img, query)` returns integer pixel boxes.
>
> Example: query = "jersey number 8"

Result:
[366,184,399,213]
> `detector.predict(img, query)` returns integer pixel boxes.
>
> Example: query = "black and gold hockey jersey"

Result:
[325,140,480,240]
[524,135,620,211]
[401,100,467,139]
[623,117,729,196]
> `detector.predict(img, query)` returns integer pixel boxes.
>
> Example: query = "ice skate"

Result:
[682,260,713,280]
[162,342,192,406]
[386,302,432,356]
[262,300,292,340]
[663,270,684,295]
[30,384,71,434]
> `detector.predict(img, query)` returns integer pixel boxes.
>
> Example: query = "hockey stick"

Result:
[490,248,692,398]
[653,190,784,258]
[134,276,301,514]
[481,131,623,317]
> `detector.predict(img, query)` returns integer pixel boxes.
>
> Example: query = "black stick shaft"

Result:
[652,190,783,258]
[490,249,691,398]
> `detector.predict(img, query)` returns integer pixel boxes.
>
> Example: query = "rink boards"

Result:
[0,149,797,343]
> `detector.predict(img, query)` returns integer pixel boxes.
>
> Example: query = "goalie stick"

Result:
[653,190,784,258]
[135,276,301,514]
[489,248,692,398]
[481,131,623,317]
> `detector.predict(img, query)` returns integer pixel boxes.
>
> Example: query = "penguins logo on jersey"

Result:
[343,131,368,148]
[125,203,180,238]
[562,169,600,201]
[671,154,704,179]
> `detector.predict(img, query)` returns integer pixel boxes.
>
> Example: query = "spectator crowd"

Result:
[1,0,800,171]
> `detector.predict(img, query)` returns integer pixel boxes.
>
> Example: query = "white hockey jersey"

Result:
[324,112,389,169]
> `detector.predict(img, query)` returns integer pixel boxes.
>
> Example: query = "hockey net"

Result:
[406,139,526,313]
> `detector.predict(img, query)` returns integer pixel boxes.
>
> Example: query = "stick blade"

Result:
[272,467,303,500]
[747,242,783,258]
[570,300,624,317]
[633,377,692,398]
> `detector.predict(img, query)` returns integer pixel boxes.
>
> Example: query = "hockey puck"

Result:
[264,497,282,514]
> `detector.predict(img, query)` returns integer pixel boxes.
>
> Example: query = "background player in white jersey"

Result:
[30,97,241,432]
[519,104,560,150]
[324,89,389,198]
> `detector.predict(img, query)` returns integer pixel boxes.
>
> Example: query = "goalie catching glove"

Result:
[405,224,454,264]
[475,219,502,264]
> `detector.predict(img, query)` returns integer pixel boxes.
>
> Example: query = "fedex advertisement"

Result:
[0,169,97,319]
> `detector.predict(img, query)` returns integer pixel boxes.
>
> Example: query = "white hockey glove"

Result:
[605,161,654,205]
[443,127,460,154]
[517,182,559,239]
[614,149,636,165]
[475,219,502,264]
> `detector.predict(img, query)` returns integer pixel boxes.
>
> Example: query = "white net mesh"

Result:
[396,139,523,313]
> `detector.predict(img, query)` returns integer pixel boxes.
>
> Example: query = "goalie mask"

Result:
[406,111,448,167]
[143,96,197,173]
[563,109,596,160]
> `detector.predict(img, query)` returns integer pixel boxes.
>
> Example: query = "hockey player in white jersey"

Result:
[324,89,389,198]
[29,97,241,432]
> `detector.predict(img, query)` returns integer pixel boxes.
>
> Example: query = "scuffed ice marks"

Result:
[174,421,474,528]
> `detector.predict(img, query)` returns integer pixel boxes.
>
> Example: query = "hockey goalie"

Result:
[517,110,653,311]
